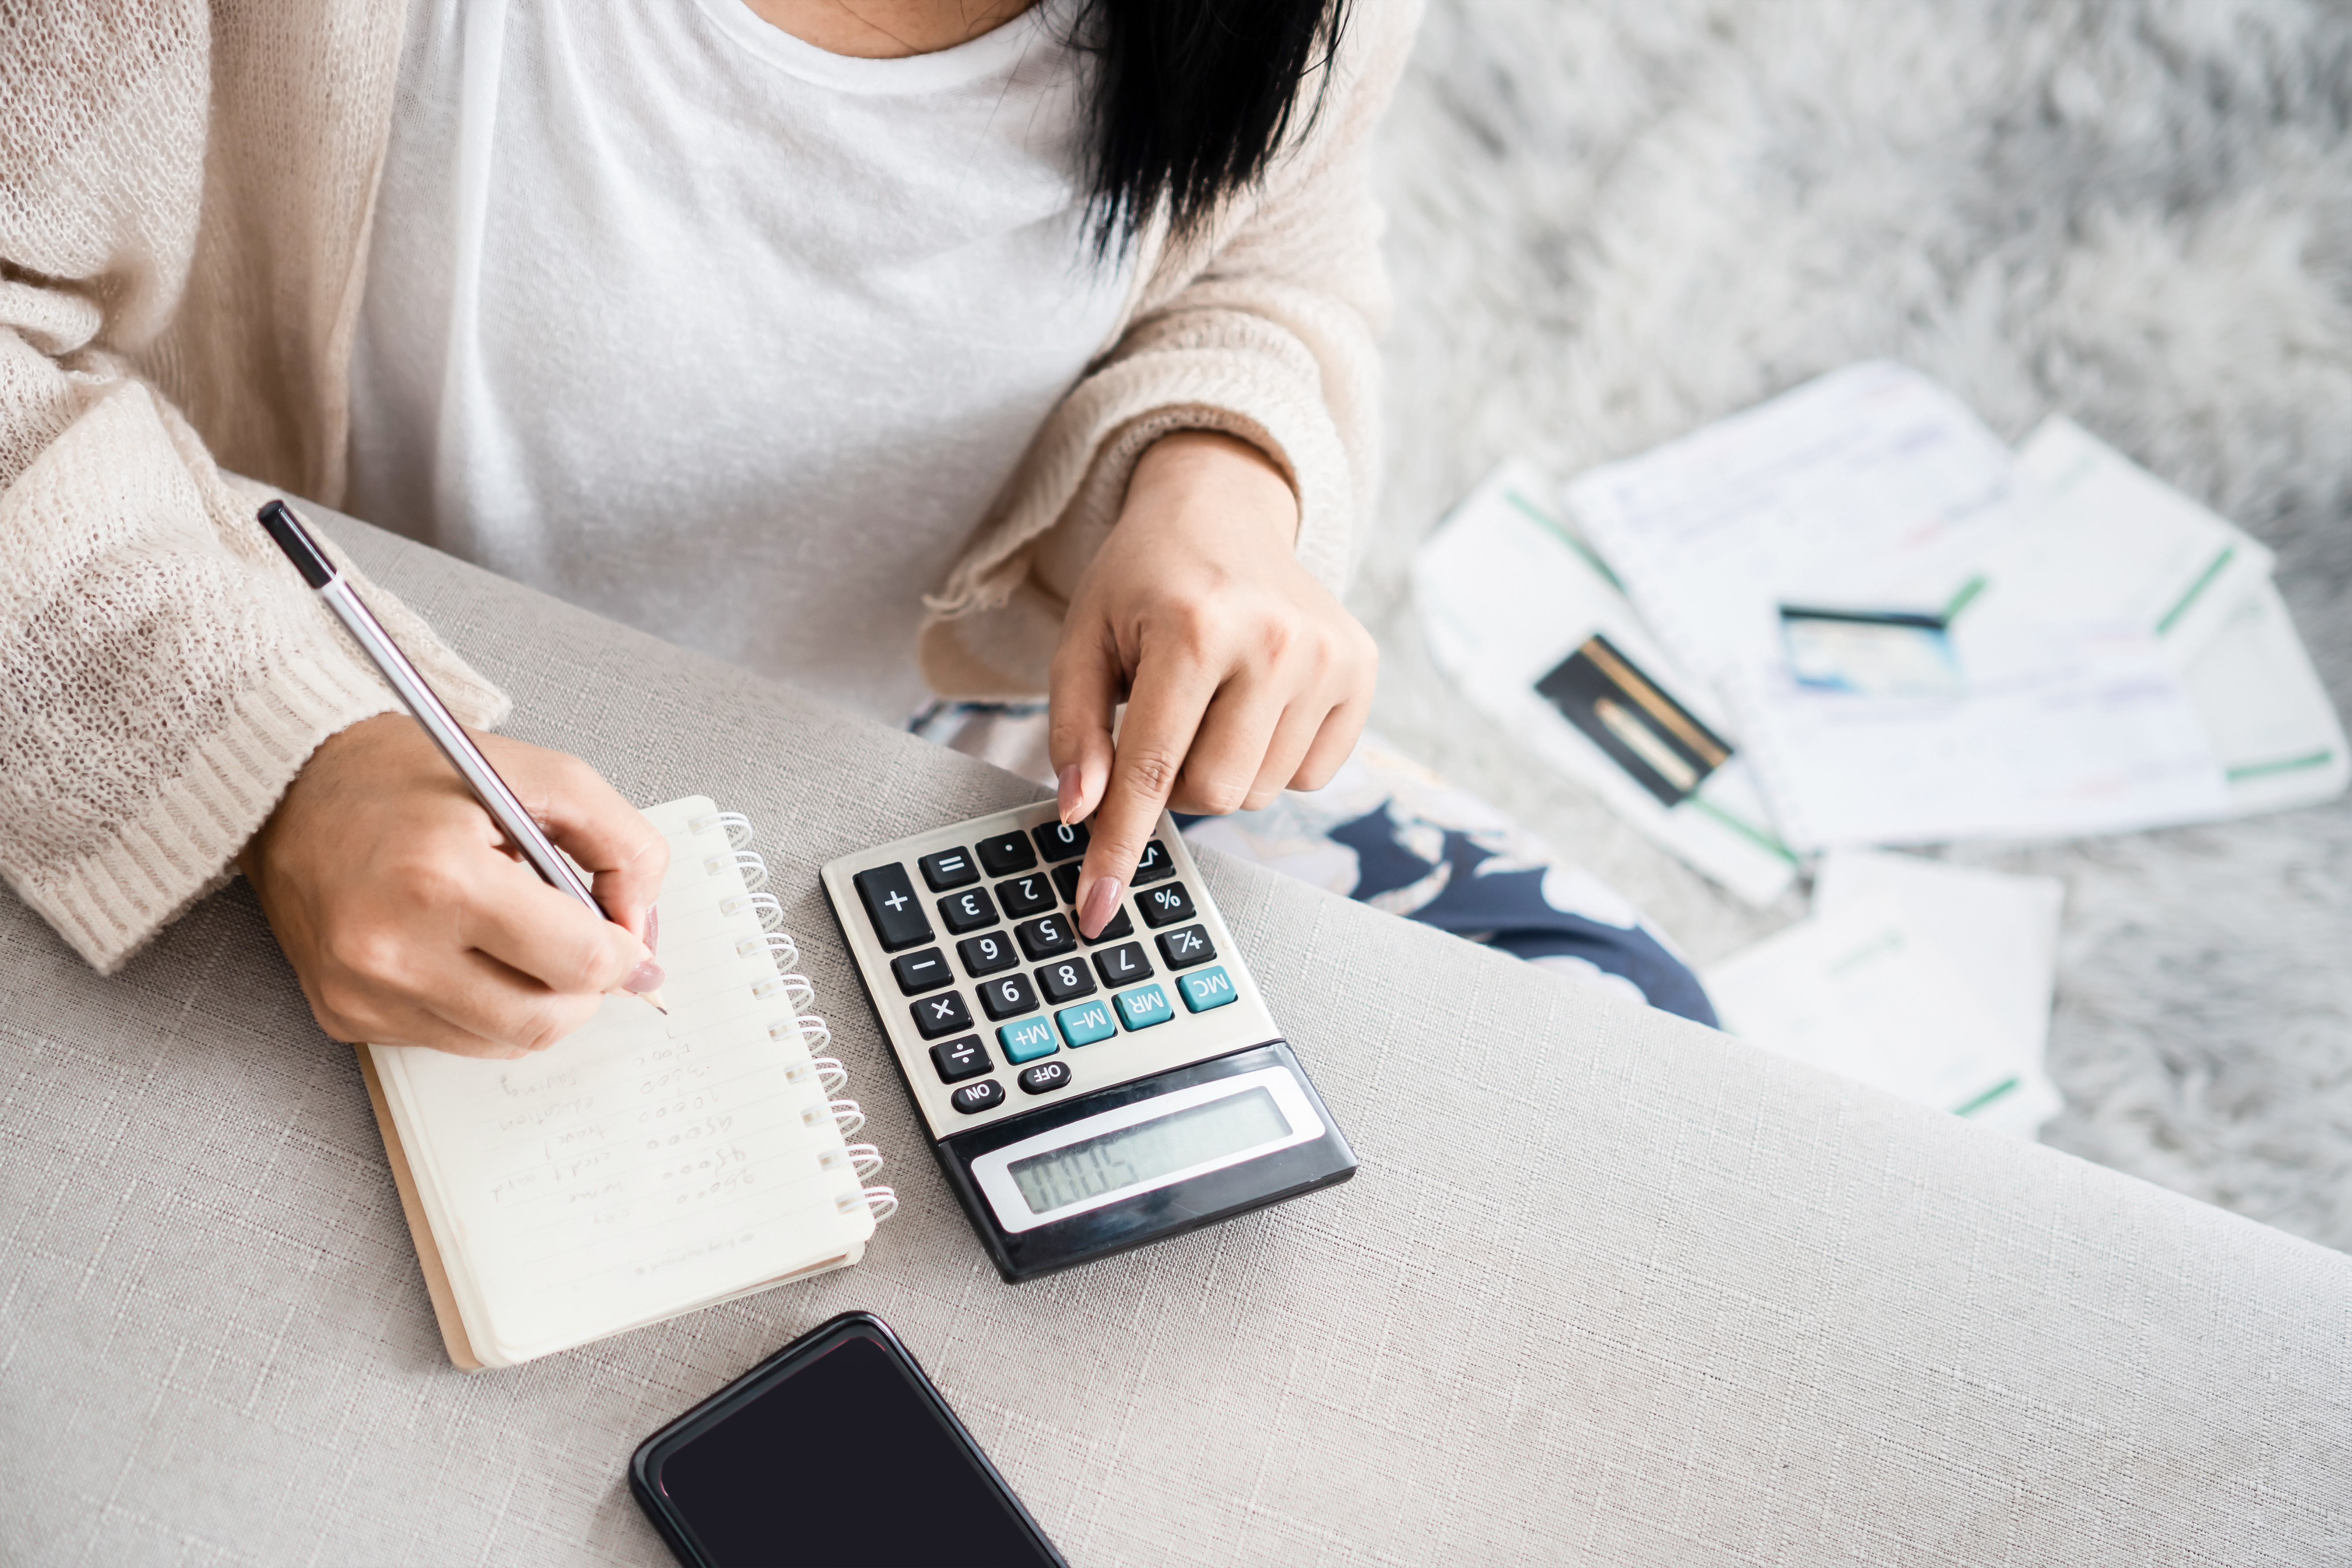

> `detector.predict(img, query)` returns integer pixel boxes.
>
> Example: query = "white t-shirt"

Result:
[348,0,1135,720]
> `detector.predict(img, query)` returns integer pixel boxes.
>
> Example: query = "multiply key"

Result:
[911,990,973,1039]
[853,863,932,952]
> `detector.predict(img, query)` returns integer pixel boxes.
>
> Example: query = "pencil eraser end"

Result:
[257,500,338,589]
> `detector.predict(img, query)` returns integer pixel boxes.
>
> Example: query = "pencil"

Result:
[256,500,666,1016]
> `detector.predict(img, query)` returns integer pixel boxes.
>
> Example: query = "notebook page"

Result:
[370,797,874,1365]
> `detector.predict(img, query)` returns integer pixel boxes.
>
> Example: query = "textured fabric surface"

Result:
[1360,0,2352,1249]
[3,514,2348,1566]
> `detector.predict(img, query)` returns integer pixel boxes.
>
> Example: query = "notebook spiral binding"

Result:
[691,808,896,1227]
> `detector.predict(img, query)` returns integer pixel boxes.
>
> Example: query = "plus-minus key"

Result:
[853,862,934,952]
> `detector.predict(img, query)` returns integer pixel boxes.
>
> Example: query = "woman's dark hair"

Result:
[1074,0,1354,252]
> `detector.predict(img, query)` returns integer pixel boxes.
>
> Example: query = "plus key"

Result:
[853,863,934,952]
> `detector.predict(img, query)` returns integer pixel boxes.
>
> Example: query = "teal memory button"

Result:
[1056,1000,1116,1048]
[1114,984,1173,1031]
[1176,965,1238,1014]
[998,1018,1058,1064]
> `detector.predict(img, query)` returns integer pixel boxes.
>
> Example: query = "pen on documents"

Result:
[255,500,666,1015]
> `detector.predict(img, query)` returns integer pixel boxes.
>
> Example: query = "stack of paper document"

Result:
[1704,852,2065,1137]
[1563,361,2346,854]
[1415,362,2345,901]
[1412,461,1800,905]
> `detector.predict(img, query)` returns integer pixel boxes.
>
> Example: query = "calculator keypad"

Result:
[997,872,1057,918]
[976,831,1037,877]
[855,864,933,952]
[1137,882,1194,928]
[825,805,1274,1134]
[1015,914,1076,962]
[1031,820,1089,862]
[1082,906,1134,945]
[1055,1000,1116,1047]
[1035,958,1096,1004]
[913,991,973,1038]
[918,847,981,891]
[1157,925,1216,970]
[931,1035,991,1083]
[1130,839,1177,886]
[1018,1060,1072,1095]
[938,886,1000,936]
[999,1018,1058,1063]
[951,1079,1006,1115]
[892,948,954,995]
[1093,942,1152,988]
[1114,984,1173,1030]
[957,931,1018,978]
[978,972,1040,1021]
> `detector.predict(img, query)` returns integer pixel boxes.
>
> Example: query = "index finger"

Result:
[1075,654,1217,937]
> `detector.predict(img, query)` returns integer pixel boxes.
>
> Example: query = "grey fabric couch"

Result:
[4,514,2346,1565]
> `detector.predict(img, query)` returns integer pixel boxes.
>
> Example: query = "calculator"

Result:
[821,805,1357,1282]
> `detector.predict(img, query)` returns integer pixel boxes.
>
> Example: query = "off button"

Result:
[1018,1060,1072,1095]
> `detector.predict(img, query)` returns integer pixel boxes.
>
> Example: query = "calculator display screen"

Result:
[1007,1087,1290,1216]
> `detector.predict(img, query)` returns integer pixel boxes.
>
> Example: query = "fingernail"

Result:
[645,906,661,955]
[1057,765,1084,825]
[1079,877,1122,939]
[623,960,666,995]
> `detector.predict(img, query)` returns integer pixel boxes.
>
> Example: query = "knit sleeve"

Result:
[916,0,1424,699]
[0,3,508,974]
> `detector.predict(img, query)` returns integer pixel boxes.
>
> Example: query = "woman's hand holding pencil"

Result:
[241,714,670,1059]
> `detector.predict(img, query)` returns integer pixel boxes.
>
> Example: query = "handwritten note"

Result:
[369,798,871,1365]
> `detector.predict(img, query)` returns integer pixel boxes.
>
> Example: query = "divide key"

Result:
[854,863,933,952]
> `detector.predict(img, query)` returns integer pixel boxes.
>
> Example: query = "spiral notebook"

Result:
[359,797,894,1370]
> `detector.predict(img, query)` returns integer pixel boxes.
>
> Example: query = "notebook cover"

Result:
[357,1045,485,1371]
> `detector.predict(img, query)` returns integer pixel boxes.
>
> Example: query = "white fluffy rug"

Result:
[1360,0,2352,1247]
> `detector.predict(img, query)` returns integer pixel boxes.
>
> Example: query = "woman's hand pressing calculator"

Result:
[822,805,1356,1282]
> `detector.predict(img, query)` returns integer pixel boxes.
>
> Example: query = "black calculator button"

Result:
[1018,1060,1072,1096]
[912,990,974,1039]
[1137,881,1195,929]
[937,885,1000,936]
[1032,820,1090,862]
[1015,914,1077,961]
[1081,906,1134,945]
[918,847,981,891]
[853,863,933,952]
[1157,924,1216,970]
[957,931,1018,978]
[929,1035,990,1084]
[976,831,1037,877]
[1035,959,1096,1004]
[951,1079,1006,1115]
[977,972,1040,1021]
[1093,941,1152,986]
[1051,863,1081,906]
[1130,839,1177,886]
[891,948,954,995]
[998,872,1057,918]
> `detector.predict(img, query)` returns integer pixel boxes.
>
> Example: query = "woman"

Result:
[0,0,1413,1057]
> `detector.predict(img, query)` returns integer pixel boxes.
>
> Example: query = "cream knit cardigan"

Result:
[0,0,1416,975]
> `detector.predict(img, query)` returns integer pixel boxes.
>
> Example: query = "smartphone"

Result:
[631,1312,1067,1568]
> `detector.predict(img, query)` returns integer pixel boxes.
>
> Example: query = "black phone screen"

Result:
[636,1314,1063,1568]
